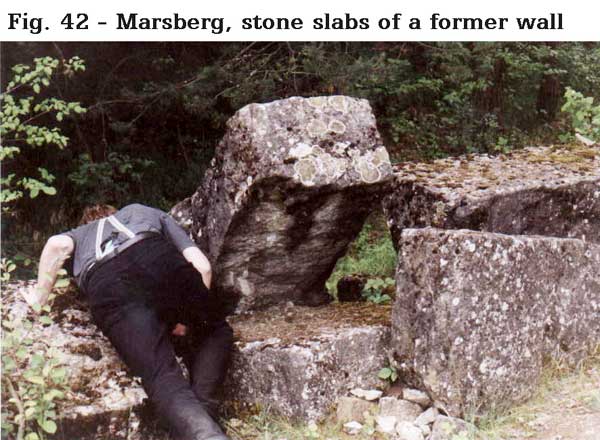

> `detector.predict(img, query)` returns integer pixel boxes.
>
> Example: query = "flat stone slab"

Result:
[225,302,392,419]
[2,283,391,436]
[392,228,600,416]
[383,145,600,248]
[178,96,392,312]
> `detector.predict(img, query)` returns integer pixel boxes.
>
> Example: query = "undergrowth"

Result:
[326,212,397,299]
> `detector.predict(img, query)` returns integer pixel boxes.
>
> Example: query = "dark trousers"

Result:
[84,235,233,439]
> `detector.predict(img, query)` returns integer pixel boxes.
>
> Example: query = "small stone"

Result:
[351,388,383,401]
[414,407,438,426]
[395,421,424,440]
[402,388,431,407]
[420,424,431,437]
[379,396,422,423]
[430,416,478,440]
[343,421,363,435]
[336,397,376,423]
[375,415,397,434]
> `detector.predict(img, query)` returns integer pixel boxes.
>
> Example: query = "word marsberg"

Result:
[116,13,227,34]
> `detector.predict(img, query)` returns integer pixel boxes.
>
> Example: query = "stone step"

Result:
[383,145,600,248]
[2,284,391,437]
[225,302,391,419]
[392,228,600,416]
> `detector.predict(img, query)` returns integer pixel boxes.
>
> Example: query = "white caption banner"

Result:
[1,0,599,41]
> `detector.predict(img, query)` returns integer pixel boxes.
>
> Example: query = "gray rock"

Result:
[336,397,376,423]
[414,407,438,426]
[395,421,424,440]
[376,415,398,434]
[343,421,363,435]
[224,302,391,419]
[379,396,422,423]
[392,228,600,416]
[350,388,383,401]
[383,145,600,249]
[430,416,478,440]
[186,96,393,312]
[402,388,431,407]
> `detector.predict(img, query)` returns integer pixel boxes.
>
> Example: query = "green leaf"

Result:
[33,83,41,94]
[50,367,66,380]
[54,278,70,288]
[39,316,53,325]
[24,432,39,440]
[25,375,44,385]
[40,419,57,434]
[31,303,42,313]
[378,367,392,379]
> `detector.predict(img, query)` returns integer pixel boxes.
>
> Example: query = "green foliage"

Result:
[68,152,155,206]
[378,365,398,384]
[361,277,395,305]
[1,56,81,439]
[326,220,397,297]
[561,88,600,142]
[1,56,86,214]
[1,280,70,440]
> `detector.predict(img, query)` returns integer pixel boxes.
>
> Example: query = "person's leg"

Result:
[88,273,228,440]
[156,260,234,418]
[176,320,234,419]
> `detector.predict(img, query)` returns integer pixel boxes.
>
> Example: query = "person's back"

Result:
[23,203,232,440]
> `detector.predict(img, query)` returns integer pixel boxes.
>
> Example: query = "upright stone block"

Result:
[392,228,600,416]
[186,96,392,312]
[383,145,600,248]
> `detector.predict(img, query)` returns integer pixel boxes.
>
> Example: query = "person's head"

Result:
[79,204,118,225]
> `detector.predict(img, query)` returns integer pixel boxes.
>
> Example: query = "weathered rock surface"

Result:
[181,96,392,312]
[2,284,391,434]
[393,228,600,416]
[224,302,391,419]
[1,282,166,440]
[335,397,376,423]
[429,415,478,440]
[383,145,600,248]
[378,397,422,423]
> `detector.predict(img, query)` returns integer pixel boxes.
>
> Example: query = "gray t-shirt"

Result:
[62,203,197,287]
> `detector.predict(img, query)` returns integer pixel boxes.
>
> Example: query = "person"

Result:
[22,203,233,440]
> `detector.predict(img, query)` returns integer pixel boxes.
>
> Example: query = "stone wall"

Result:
[392,228,600,416]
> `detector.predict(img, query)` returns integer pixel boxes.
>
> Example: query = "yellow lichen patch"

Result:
[328,95,349,113]
[354,156,382,183]
[294,157,318,186]
[328,120,347,134]
[307,119,327,138]
[307,96,326,108]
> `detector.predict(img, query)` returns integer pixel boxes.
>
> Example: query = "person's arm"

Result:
[21,234,74,308]
[152,206,212,288]
[182,246,212,288]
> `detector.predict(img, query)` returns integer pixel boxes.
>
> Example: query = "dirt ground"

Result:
[479,357,600,440]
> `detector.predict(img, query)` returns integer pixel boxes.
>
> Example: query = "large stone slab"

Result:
[392,228,600,416]
[224,302,391,420]
[2,282,391,434]
[179,96,392,312]
[383,145,600,248]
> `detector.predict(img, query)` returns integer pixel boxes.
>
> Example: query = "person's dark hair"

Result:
[79,204,118,225]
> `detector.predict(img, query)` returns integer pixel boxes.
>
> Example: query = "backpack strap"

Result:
[95,218,107,260]
[106,215,135,239]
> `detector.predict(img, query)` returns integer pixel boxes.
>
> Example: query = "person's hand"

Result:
[172,323,187,336]
[20,285,45,311]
